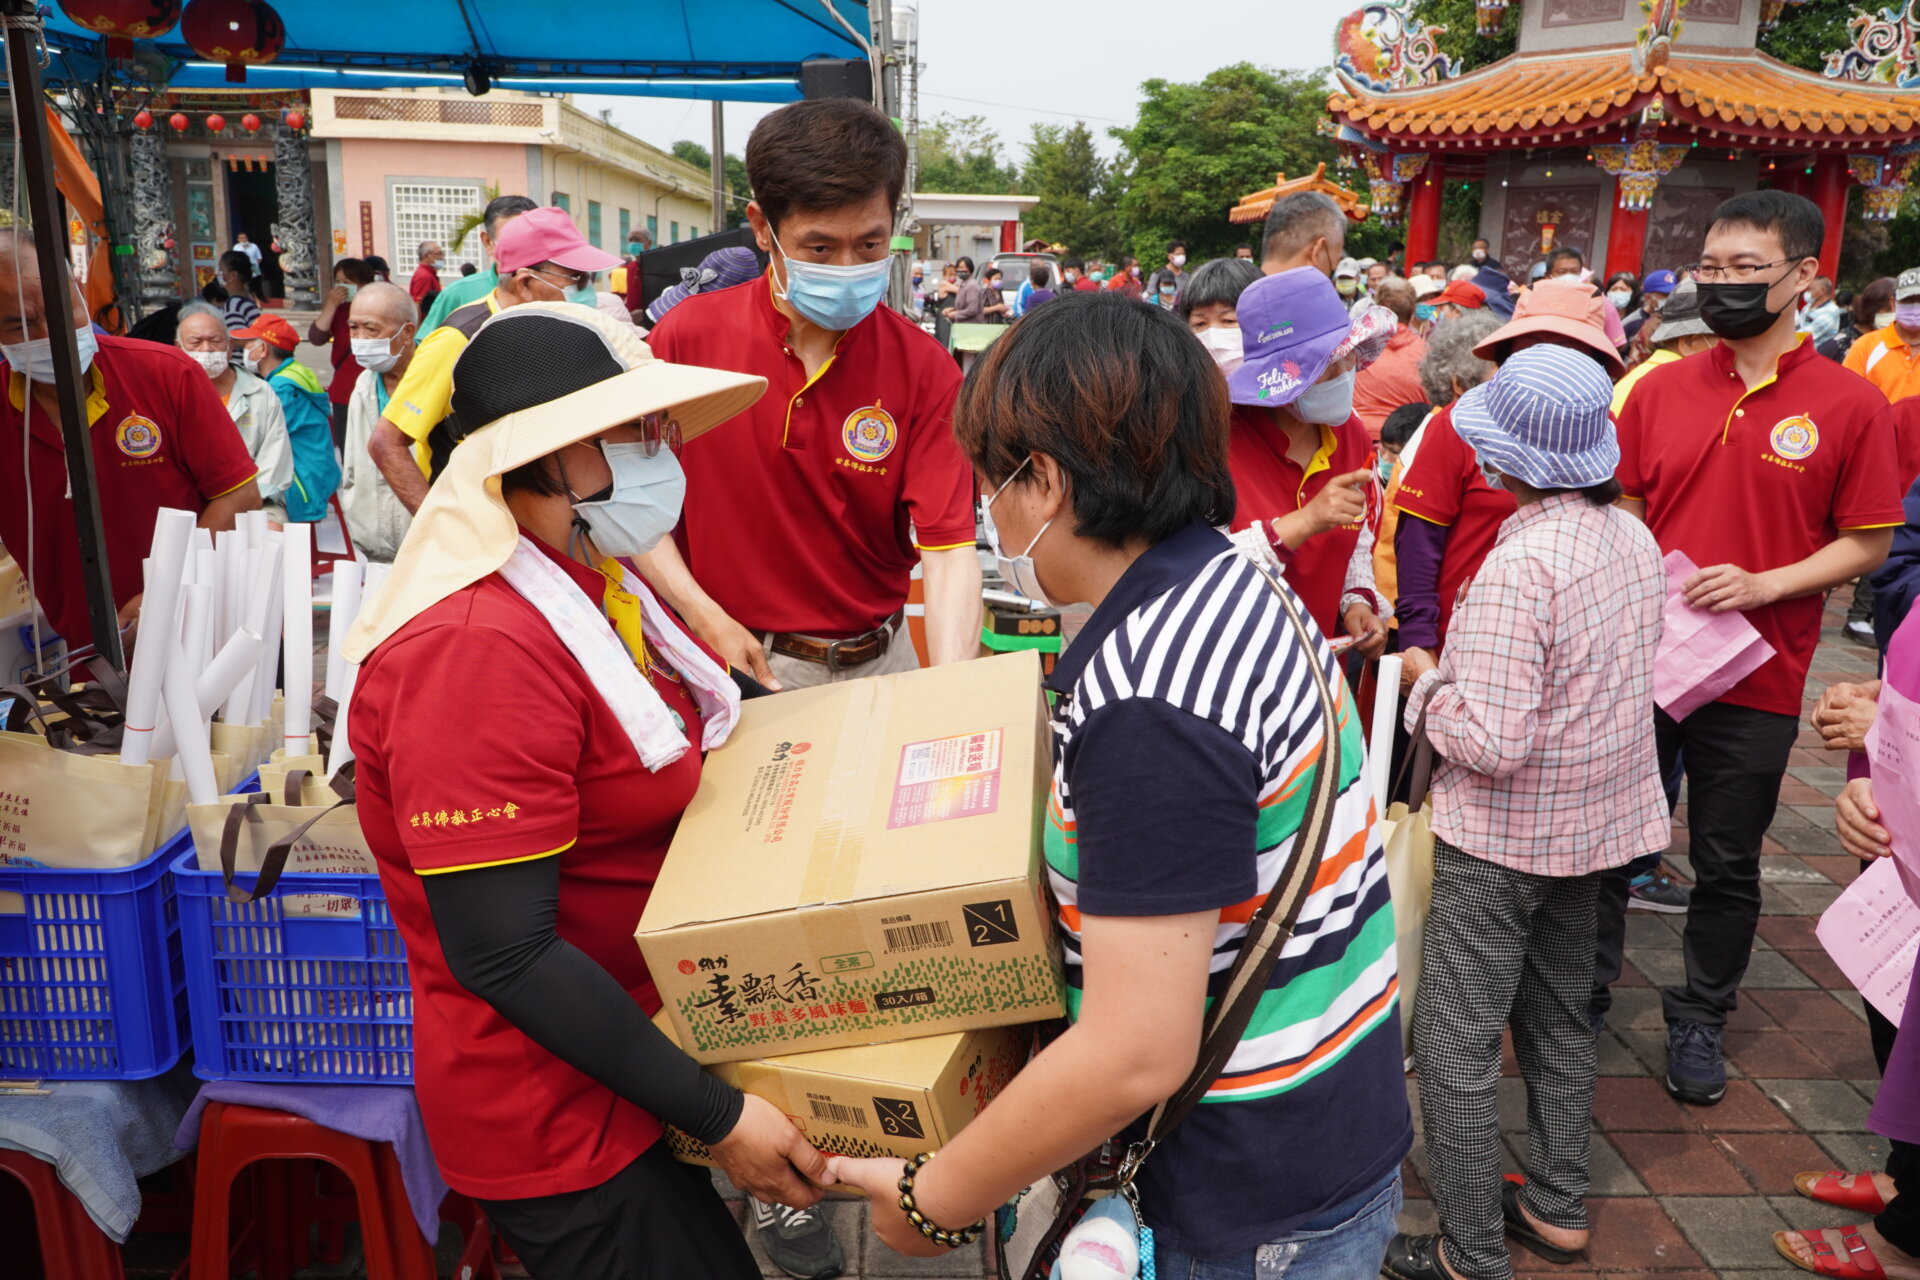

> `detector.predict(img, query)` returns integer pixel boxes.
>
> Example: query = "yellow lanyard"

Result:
[595,558,653,679]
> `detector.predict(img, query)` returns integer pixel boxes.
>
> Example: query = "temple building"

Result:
[1294,0,1920,278]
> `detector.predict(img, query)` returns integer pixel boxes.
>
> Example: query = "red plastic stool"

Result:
[0,1145,125,1280]
[189,1101,435,1280]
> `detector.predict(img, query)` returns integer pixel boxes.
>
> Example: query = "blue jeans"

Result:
[1151,1170,1402,1279]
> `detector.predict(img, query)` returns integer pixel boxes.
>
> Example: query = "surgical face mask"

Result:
[241,344,269,375]
[1878,311,1898,330]
[1897,301,1920,330]
[771,229,892,331]
[1700,270,1797,341]
[1608,289,1633,312]
[1196,325,1244,374]
[1377,450,1398,484]
[351,333,406,374]
[184,348,228,377]
[1293,368,1356,425]
[956,269,971,281]
[1171,254,1187,268]
[1415,303,1437,324]
[4,323,98,384]
[1335,277,1359,297]
[981,455,1071,609]
[1472,248,1488,262]
[569,441,686,558]
[1130,265,1141,278]
[336,282,358,301]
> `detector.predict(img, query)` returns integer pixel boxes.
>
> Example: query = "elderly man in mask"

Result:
[340,281,420,562]
[176,299,293,520]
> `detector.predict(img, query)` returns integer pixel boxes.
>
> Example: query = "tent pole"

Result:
[1,2,122,672]
[710,100,725,231]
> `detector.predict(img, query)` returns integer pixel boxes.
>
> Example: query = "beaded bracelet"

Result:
[896,1152,986,1249]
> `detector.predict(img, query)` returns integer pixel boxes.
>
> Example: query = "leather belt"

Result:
[765,612,904,673]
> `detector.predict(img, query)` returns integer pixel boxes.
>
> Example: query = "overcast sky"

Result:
[577,0,1362,173]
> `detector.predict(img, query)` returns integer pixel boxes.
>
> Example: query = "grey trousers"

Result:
[1415,840,1600,1280]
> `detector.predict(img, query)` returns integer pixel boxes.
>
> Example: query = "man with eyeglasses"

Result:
[1606,190,1903,1108]
[370,207,620,512]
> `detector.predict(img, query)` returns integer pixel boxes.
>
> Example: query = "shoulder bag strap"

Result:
[1387,692,1440,812]
[221,762,359,904]
[1133,567,1346,1158]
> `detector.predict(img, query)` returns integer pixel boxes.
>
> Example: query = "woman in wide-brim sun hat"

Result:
[343,302,825,1280]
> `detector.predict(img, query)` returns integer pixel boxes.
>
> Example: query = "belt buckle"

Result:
[823,636,852,675]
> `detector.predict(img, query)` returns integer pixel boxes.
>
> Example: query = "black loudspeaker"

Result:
[635,227,768,316]
[799,57,873,102]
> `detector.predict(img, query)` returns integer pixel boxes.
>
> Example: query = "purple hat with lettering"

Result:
[1227,266,1353,408]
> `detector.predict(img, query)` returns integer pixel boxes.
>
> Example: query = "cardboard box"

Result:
[656,1012,1031,1165]
[983,602,1061,639]
[637,651,1063,1064]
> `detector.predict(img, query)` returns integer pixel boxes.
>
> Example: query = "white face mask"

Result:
[981,455,1078,610]
[1879,311,1898,330]
[184,348,229,377]
[350,332,407,375]
[1293,368,1356,425]
[4,322,98,384]
[1471,248,1488,262]
[1171,254,1187,268]
[1608,290,1633,312]
[1196,325,1244,375]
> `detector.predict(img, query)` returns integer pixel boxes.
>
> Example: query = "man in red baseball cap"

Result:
[369,206,622,511]
[1431,279,1486,322]
[233,314,341,522]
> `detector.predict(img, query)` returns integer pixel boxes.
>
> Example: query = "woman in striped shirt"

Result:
[832,291,1413,1278]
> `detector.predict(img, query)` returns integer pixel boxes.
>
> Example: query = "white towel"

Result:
[496,537,739,771]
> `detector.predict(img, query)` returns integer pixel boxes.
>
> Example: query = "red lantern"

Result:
[179,0,285,84]
[283,109,305,130]
[132,108,153,130]
[58,0,183,59]
[240,112,260,132]
[168,112,188,131]
[205,112,226,131]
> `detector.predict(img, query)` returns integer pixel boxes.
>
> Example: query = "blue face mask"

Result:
[569,442,686,558]
[1415,303,1436,324]
[771,229,892,330]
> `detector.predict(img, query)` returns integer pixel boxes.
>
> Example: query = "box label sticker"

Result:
[962,899,1020,946]
[807,1094,870,1130]
[888,730,1003,829]
[874,1097,925,1140]
[881,920,953,954]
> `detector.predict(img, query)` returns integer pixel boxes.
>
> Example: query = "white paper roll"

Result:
[1370,655,1403,815]
[326,670,356,777]
[282,524,314,752]
[196,628,263,720]
[324,559,363,702]
[217,530,246,660]
[119,508,197,767]
[252,534,286,726]
[190,526,213,555]
[164,583,219,804]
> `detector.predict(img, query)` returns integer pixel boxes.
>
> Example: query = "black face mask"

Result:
[1700,270,1797,340]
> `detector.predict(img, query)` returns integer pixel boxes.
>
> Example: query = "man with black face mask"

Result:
[1605,190,1903,1109]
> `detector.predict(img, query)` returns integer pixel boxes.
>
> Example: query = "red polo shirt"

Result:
[647,274,975,638]
[1351,325,1427,442]
[1892,396,1920,492]
[0,335,256,649]
[1226,406,1372,636]
[408,262,439,305]
[1392,403,1518,647]
[1618,336,1903,717]
[349,536,706,1199]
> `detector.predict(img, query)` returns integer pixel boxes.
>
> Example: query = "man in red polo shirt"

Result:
[1610,191,1901,1107]
[0,229,258,653]
[639,98,980,702]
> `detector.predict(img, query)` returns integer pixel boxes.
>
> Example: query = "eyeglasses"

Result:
[1684,258,1809,283]
[636,411,682,458]
[529,264,591,292]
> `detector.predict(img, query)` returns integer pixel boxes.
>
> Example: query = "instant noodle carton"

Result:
[637,651,1062,1064]
[654,1012,1031,1165]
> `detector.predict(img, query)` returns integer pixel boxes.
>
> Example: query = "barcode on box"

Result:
[807,1096,868,1129]
[883,920,953,953]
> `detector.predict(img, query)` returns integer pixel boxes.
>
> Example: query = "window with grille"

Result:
[619,208,631,247]
[588,200,602,247]
[670,221,679,243]
[647,214,658,241]
[390,182,485,277]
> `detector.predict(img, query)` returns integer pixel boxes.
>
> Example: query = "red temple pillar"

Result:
[1811,154,1850,280]
[1605,202,1650,278]
[1000,220,1019,252]
[1404,158,1444,266]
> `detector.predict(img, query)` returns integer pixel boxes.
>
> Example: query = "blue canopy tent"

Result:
[2,0,874,668]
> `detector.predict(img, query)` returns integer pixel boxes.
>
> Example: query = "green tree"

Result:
[1019,121,1123,262]
[1110,63,1344,265]
[1409,0,1517,72]
[669,140,750,229]
[917,113,1020,194]
[1759,0,1856,73]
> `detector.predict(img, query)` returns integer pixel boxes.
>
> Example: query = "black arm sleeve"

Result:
[421,854,745,1147]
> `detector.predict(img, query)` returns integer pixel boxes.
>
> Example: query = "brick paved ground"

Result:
[116,592,1887,1278]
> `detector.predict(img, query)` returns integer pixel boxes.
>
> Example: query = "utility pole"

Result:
[710,100,726,231]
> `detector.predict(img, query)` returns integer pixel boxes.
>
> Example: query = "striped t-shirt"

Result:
[1044,521,1411,1257]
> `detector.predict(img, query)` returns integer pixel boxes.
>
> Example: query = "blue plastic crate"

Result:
[172,847,412,1083]
[0,828,193,1080]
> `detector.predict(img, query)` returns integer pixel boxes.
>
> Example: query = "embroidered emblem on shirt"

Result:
[842,403,898,463]
[115,414,161,459]
[1769,415,1818,461]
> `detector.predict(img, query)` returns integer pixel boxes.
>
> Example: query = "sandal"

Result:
[1382,1232,1457,1280]
[1799,1171,1892,1214]
[1501,1177,1585,1264]
[1776,1225,1891,1278]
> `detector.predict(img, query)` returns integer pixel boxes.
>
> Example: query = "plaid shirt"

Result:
[1404,493,1669,876]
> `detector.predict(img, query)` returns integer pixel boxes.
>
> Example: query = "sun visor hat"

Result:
[1226,267,1355,408]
